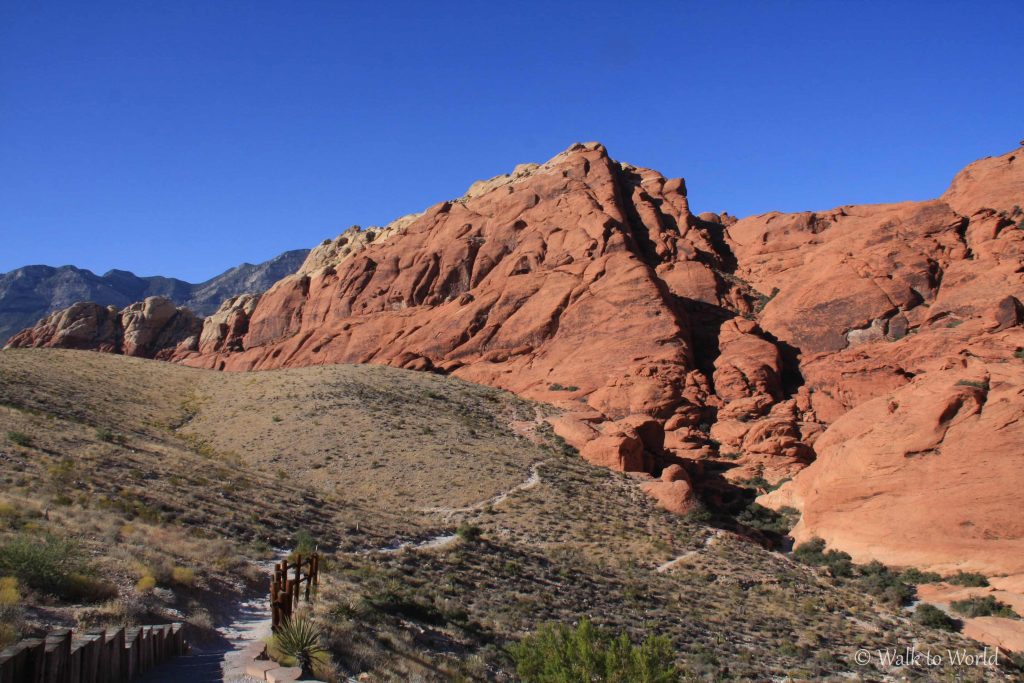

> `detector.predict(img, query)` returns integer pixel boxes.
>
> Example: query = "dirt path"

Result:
[143,449,548,679]
[137,559,277,683]
[417,460,546,518]
[656,530,723,573]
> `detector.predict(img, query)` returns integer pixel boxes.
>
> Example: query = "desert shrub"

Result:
[946,571,989,587]
[269,616,329,677]
[0,502,25,530]
[188,606,214,631]
[135,575,157,592]
[955,379,987,390]
[950,596,1019,619]
[792,538,853,577]
[855,561,914,606]
[293,530,317,555]
[47,458,76,491]
[508,618,680,682]
[95,428,125,444]
[736,503,799,535]
[171,566,196,586]
[548,383,580,392]
[899,568,942,585]
[0,533,115,602]
[6,431,32,447]
[0,577,23,646]
[1015,349,1024,360]
[456,522,483,543]
[913,603,959,632]
[754,287,780,313]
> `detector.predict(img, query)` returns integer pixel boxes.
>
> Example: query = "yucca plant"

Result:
[272,616,327,677]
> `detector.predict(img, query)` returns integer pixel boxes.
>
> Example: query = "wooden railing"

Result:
[0,623,185,683]
[270,552,320,631]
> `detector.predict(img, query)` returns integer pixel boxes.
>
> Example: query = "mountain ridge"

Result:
[0,248,309,343]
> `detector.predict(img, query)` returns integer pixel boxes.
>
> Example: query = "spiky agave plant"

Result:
[274,616,327,677]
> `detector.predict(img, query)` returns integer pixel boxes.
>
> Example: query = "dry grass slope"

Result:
[0,349,1018,680]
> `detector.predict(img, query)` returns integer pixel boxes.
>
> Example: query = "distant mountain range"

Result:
[0,249,309,343]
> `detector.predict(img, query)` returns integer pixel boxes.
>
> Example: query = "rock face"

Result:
[6,296,202,359]
[177,143,728,427]
[7,142,1024,591]
[0,249,309,344]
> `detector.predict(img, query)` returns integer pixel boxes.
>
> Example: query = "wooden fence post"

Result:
[0,638,45,683]
[123,628,139,681]
[106,627,125,683]
[78,633,102,683]
[43,629,72,683]
[271,582,280,630]
[304,557,312,602]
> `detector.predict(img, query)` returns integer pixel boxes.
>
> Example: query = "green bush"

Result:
[950,596,1019,619]
[508,618,680,682]
[0,533,115,602]
[735,503,799,535]
[293,530,317,556]
[855,561,914,606]
[792,538,853,577]
[899,568,942,585]
[6,431,32,447]
[913,604,959,632]
[946,571,989,587]
[95,428,125,444]
[456,522,483,543]
[0,577,22,646]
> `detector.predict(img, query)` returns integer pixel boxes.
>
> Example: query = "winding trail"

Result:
[142,458,549,680]
[656,530,723,573]
[417,460,546,518]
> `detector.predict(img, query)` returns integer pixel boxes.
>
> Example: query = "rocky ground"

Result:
[1,349,1021,680]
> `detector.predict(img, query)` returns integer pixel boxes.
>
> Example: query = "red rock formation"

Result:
[5,296,201,359]
[640,464,697,515]
[6,302,123,353]
[6,143,1024,591]
[180,145,712,424]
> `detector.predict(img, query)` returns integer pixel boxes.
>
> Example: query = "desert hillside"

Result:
[1,349,1018,679]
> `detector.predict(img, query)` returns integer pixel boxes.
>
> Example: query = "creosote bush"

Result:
[508,618,680,682]
[6,431,32,447]
[950,596,1020,619]
[899,568,942,585]
[913,604,960,632]
[793,538,853,577]
[0,532,115,602]
[945,571,989,587]
[793,541,917,605]
[0,577,22,647]
[456,522,483,543]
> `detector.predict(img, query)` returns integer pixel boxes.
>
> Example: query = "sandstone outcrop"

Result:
[6,296,201,359]
[640,463,697,515]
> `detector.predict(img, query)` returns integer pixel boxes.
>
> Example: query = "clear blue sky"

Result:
[2,1,1021,281]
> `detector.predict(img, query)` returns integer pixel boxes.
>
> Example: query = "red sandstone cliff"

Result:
[6,143,1024,589]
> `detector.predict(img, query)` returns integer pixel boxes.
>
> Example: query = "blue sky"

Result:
[1,1,1021,281]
